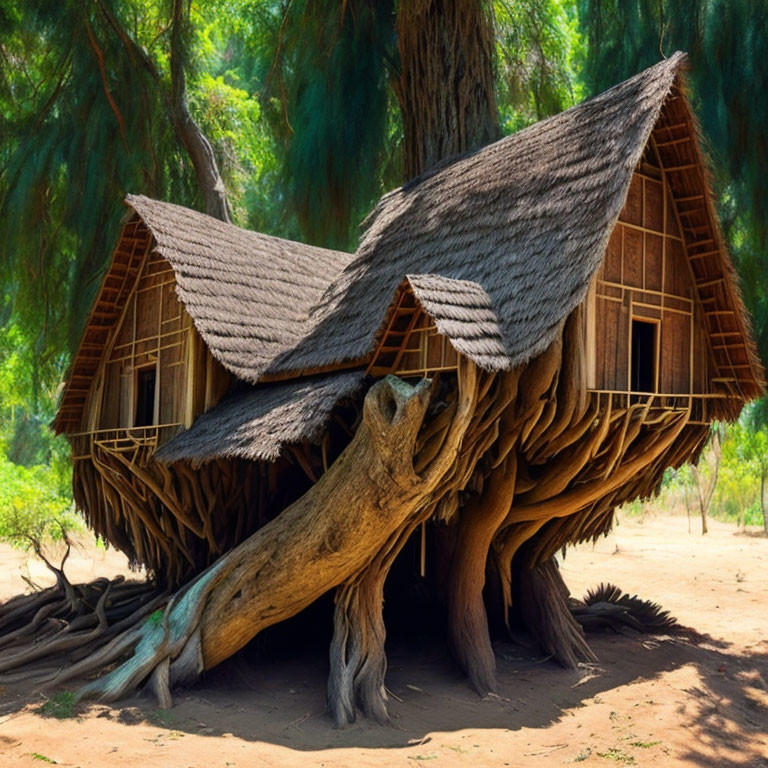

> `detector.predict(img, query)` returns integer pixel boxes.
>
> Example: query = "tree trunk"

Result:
[328,516,421,727]
[699,496,709,535]
[393,0,499,179]
[512,542,596,669]
[95,0,231,222]
[692,428,721,536]
[169,0,231,222]
[446,454,516,695]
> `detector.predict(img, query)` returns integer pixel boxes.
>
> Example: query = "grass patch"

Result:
[630,740,661,748]
[37,692,77,719]
[596,747,636,764]
[148,708,174,727]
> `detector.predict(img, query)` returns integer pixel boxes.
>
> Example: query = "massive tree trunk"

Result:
[394,0,499,179]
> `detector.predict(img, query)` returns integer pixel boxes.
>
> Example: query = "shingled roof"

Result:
[406,275,509,370]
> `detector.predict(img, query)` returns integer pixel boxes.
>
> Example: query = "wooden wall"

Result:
[368,287,459,379]
[81,248,230,448]
[588,157,711,399]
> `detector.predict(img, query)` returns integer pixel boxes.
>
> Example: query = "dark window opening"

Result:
[631,319,657,393]
[135,366,157,427]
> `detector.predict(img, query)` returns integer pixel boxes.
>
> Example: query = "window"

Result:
[134,366,157,427]
[630,319,657,393]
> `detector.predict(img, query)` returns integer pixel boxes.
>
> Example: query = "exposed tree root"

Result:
[0,551,166,687]
[0,309,708,727]
[328,517,423,727]
[511,549,596,669]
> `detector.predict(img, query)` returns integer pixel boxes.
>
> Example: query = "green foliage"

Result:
[255,0,398,249]
[146,608,164,627]
[715,417,768,527]
[0,453,80,546]
[596,748,636,764]
[639,413,768,530]
[189,72,272,228]
[37,691,77,719]
[495,0,584,132]
[148,708,175,727]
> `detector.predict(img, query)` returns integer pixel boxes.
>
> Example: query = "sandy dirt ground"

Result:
[0,514,765,768]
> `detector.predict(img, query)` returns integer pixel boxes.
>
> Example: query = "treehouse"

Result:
[48,54,763,716]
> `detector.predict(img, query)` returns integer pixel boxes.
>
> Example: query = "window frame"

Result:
[629,316,660,394]
[133,362,158,428]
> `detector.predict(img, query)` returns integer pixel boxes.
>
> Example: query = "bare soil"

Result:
[0,514,766,767]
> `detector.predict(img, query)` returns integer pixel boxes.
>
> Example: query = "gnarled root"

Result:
[511,546,596,668]
[328,540,401,728]
[0,570,166,686]
[0,372,479,709]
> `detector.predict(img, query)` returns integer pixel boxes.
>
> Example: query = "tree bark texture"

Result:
[394,0,499,179]
[511,545,595,669]
[169,0,231,222]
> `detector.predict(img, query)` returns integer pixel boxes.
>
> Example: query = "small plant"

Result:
[596,747,636,764]
[630,740,661,748]
[30,753,57,763]
[38,691,77,719]
[149,708,174,727]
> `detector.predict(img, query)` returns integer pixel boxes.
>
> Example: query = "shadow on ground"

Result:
[1,626,766,767]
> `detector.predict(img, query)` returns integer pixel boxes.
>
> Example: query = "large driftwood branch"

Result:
[70,374,476,705]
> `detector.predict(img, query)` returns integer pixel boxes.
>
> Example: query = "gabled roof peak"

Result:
[55,52,763,433]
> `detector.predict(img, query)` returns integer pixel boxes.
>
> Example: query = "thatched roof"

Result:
[54,201,354,433]
[56,52,763,439]
[265,51,761,397]
[406,275,509,370]
[155,371,365,465]
[124,196,355,384]
[266,55,685,375]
